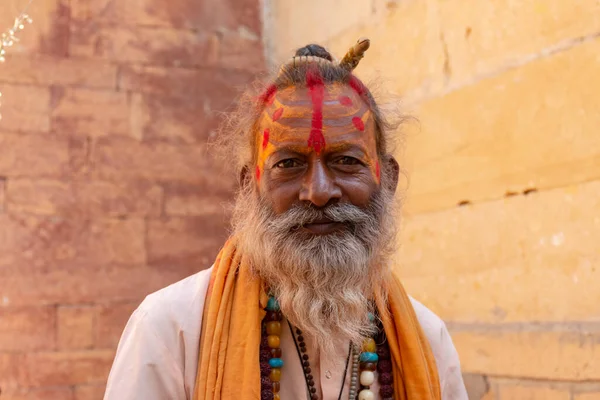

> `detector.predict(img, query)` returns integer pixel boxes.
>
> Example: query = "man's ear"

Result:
[385,155,400,194]
[239,165,251,188]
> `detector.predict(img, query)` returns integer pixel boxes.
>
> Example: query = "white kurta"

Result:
[104,267,468,400]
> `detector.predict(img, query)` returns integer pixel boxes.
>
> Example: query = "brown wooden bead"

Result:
[272,382,280,393]
[311,395,318,400]
[360,362,377,371]
[303,360,310,368]
[273,394,280,400]
[270,347,282,358]
[302,354,309,361]
[266,310,282,321]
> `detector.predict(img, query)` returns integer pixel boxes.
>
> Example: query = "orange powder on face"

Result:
[254,83,381,183]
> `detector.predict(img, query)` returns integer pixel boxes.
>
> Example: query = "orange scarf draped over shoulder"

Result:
[194,239,441,400]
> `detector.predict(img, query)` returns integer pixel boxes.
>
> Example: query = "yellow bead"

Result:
[270,368,281,382]
[362,338,376,353]
[266,321,282,335]
[273,394,280,400]
[267,335,280,348]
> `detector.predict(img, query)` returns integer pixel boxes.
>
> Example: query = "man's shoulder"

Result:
[408,298,468,398]
[408,296,445,334]
[408,296,451,358]
[135,266,214,330]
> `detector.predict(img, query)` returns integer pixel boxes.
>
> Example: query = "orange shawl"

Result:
[194,239,441,399]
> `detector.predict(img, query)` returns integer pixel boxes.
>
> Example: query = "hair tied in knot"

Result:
[339,37,370,71]
[278,55,334,76]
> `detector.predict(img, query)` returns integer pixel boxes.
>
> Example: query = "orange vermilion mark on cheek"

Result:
[262,128,270,149]
[339,95,353,106]
[352,116,365,131]
[306,67,326,154]
[272,107,284,121]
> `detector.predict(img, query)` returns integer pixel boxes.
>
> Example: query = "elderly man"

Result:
[104,39,468,400]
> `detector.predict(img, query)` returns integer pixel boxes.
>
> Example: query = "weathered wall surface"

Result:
[265,0,600,398]
[0,0,262,398]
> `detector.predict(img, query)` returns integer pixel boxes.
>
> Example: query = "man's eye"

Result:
[275,159,302,168]
[335,156,361,165]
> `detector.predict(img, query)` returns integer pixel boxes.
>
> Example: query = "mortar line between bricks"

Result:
[445,320,600,333]
[402,176,600,218]
[405,30,600,106]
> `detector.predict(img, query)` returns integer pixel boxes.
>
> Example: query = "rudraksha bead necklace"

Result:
[261,296,394,399]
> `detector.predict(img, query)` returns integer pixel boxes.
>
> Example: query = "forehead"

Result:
[257,83,375,146]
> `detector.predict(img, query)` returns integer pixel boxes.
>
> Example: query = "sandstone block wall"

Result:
[0,0,262,398]
[264,0,600,398]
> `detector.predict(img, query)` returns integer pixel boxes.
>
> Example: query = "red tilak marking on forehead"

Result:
[352,116,365,131]
[339,95,353,106]
[272,107,284,121]
[306,68,326,154]
[259,84,277,105]
[348,75,367,97]
[255,166,261,181]
[262,128,270,149]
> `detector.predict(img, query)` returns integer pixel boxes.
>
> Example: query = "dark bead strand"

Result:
[379,372,393,385]
[260,321,273,400]
[379,385,394,398]
[376,331,394,400]
[293,328,320,400]
[377,359,393,373]
[376,345,391,360]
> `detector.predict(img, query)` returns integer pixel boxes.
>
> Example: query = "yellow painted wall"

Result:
[265,1,600,398]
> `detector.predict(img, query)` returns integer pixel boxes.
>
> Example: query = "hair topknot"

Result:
[294,44,334,61]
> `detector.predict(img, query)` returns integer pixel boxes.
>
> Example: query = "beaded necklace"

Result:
[261,296,394,400]
[288,321,351,400]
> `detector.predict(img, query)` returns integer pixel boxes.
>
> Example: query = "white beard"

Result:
[231,179,397,358]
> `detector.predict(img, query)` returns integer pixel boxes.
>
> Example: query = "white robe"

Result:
[104,267,468,399]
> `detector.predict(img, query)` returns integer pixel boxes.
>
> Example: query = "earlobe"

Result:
[385,156,400,194]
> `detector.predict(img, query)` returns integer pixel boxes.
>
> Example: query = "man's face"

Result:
[254,83,380,235]
[233,80,396,351]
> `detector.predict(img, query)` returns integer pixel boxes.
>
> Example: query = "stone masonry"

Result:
[0,0,263,398]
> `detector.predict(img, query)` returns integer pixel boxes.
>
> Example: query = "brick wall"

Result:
[264,0,600,399]
[0,0,263,398]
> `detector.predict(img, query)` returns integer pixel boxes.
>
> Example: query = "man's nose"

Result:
[299,160,342,207]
